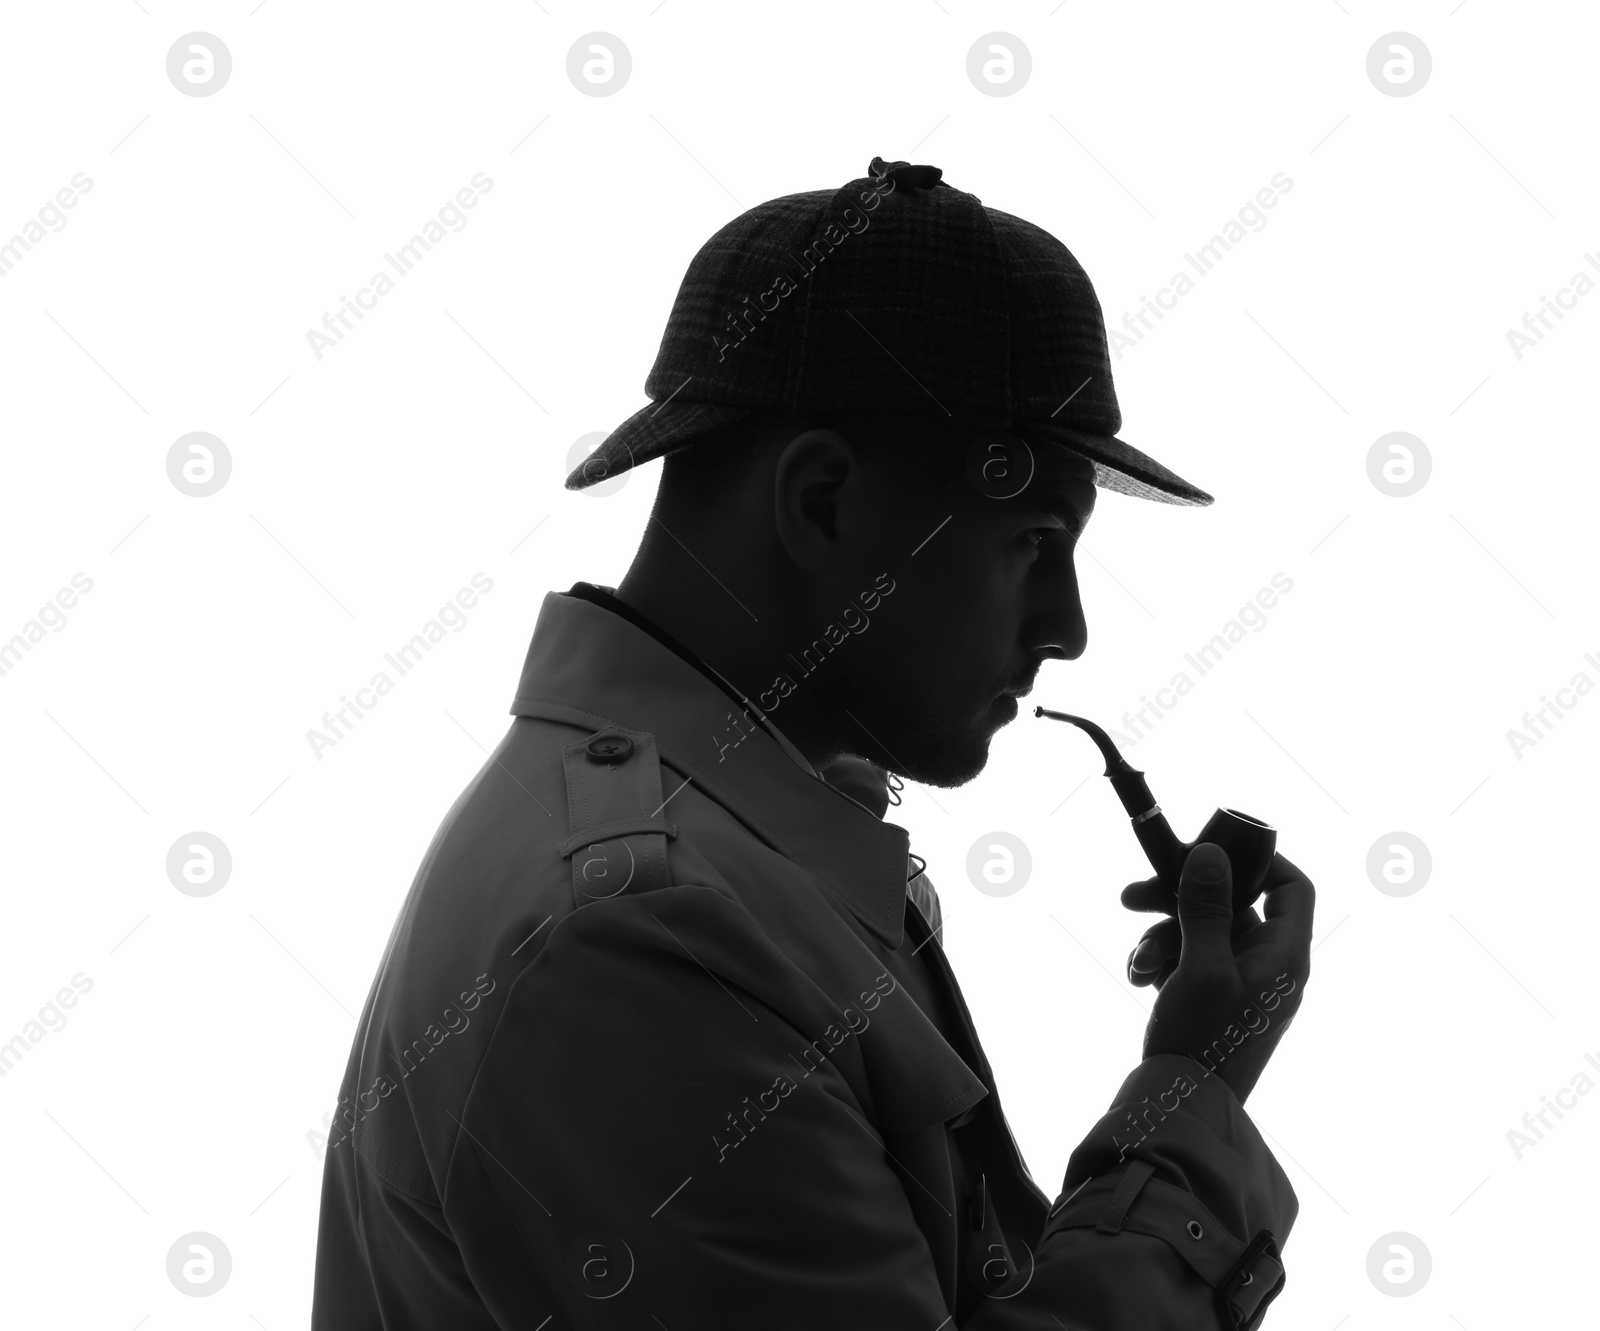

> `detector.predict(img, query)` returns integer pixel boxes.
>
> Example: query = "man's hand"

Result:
[1131,843,1314,1103]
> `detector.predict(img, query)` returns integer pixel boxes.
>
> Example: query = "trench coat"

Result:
[311,588,1297,1329]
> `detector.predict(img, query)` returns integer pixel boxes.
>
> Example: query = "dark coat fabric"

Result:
[312,590,1297,1329]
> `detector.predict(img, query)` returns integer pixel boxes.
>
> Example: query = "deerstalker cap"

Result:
[567,157,1212,506]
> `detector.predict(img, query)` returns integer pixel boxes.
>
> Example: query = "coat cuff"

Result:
[1045,1055,1299,1327]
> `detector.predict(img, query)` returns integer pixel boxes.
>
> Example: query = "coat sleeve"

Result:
[1019,1056,1298,1329]
[443,889,1296,1330]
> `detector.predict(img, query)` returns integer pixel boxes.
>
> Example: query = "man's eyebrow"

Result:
[1019,487,1095,531]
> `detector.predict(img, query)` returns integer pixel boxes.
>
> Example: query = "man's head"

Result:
[598,157,1210,787]
[625,411,1096,787]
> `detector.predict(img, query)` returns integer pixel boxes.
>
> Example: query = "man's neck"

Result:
[615,557,774,701]
[615,542,841,766]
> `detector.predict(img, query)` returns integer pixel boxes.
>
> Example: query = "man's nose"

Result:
[1029,561,1089,661]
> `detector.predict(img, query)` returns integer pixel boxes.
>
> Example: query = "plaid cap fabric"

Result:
[567,158,1212,506]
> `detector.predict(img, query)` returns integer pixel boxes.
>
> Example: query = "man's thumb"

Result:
[1177,842,1235,958]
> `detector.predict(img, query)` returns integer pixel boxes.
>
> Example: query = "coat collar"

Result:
[509,590,911,949]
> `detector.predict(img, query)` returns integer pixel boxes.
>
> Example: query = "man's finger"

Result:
[1259,850,1308,894]
[1129,917,1181,972]
[1176,842,1235,965]
[1231,906,1262,936]
[1259,874,1315,970]
[1259,871,1315,930]
[1129,963,1167,989]
[1130,900,1261,984]
[1121,878,1178,913]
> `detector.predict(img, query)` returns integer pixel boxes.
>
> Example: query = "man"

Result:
[313,157,1314,1329]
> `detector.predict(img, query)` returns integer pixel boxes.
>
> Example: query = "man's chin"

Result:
[844,691,1015,789]
[892,721,1000,789]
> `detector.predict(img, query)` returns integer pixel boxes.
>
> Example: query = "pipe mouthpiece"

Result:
[1036,707,1135,777]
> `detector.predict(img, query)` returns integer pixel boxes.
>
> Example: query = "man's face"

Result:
[831,432,1097,787]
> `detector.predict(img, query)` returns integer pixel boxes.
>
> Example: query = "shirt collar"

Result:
[509,590,910,948]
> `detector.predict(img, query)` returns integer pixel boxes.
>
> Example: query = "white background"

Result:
[2,2,1596,1327]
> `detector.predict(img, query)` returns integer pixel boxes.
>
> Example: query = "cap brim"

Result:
[1025,421,1213,507]
[565,399,753,491]
[569,400,1213,507]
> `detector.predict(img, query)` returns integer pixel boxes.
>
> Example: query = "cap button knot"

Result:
[868,157,944,190]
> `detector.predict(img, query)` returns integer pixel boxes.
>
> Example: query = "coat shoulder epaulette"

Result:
[559,724,676,905]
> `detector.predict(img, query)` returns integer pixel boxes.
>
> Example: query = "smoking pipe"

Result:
[1035,708,1277,915]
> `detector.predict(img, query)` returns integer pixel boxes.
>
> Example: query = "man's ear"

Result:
[772,428,855,568]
